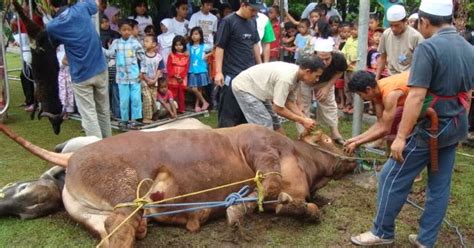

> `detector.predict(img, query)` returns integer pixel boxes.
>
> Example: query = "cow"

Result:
[0,119,210,219]
[0,123,356,247]
[12,1,64,135]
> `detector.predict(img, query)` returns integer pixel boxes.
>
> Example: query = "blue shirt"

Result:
[103,37,145,84]
[46,0,106,83]
[294,34,311,60]
[409,27,474,148]
[187,43,212,74]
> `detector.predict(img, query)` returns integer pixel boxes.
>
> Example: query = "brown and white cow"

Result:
[0,123,356,247]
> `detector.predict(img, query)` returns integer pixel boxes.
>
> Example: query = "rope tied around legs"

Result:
[97,171,281,247]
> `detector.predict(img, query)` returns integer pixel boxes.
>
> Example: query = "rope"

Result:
[456,152,474,158]
[406,198,466,248]
[0,182,14,199]
[97,171,281,247]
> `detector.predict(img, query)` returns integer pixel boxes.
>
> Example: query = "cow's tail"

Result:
[0,124,70,168]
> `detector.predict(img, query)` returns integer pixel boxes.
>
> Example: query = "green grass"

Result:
[1,52,473,247]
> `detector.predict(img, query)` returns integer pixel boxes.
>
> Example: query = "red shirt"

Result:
[166,52,189,86]
[270,19,280,60]
[157,89,174,103]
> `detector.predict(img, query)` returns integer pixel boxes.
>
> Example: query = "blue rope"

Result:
[143,186,278,219]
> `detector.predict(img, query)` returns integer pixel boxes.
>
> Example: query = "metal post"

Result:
[352,0,370,137]
[29,0,33,19]
[1,11,11,117]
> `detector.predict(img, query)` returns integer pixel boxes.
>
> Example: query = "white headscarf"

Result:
[157,18,175,49]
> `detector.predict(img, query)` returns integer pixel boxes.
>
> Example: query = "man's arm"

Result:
[262,43,271,63]
[345,93,401,153]
[253,44,262,64]
[315,71,343,101]
[390,87,428,162]
[273,101,316,129]
[375,53,387,80]
[214,47,225,86]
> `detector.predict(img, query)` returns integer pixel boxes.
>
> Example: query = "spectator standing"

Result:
[255,12,276,63]
[141,35,164,124]
[56,45,75,118]
[129,0,153,42]
[341,22,358,114]
[375,5,424,80]
[167,35,189,114]
[189,0,218,46]
[170,0,190,37]
[46,0,111,138]
[188,27,212,112]
[158,18,176,70]
[103,20,145,128]
[301,0,341,20]
[214,0,262,128]
[294,19,312,64]
[104,6,120,32]
[268,5,280,61]
[100,14,120,49]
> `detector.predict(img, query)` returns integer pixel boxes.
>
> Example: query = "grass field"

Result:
[0,52,473,247]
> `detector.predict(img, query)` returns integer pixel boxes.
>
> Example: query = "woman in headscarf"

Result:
[157,18,175,72]
[104,6,120,32]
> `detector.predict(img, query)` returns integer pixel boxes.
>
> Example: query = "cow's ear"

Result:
[301,129,323,145]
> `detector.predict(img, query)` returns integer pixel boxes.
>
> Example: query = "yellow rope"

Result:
[0,183,14,199]
[97,171,281,247]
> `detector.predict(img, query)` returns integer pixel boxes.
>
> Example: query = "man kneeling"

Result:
[344,71,409,154]
[232,57,325,133]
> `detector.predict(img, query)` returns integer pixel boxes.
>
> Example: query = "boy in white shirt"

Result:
[189,0,218,46]
[170,0,189,37]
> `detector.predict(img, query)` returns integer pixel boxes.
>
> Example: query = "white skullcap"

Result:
[408,13,419,20]
[387,5,406,22]
[314,38,334,52]
[419,0,453,16]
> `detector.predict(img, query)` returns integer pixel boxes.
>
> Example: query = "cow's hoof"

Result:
[277,192,293,204]
[186,218,201,233]
[226,206,244,227]
[306,203,320,221]
[136,218,148,240]
[275,204,284,215]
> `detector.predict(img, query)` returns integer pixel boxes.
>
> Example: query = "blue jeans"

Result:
[118,83,142,121]
[371,137,457,247]
[109,82,120,119]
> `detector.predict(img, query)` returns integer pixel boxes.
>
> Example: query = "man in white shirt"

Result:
[170,0,190,37]
[189,0,218,45]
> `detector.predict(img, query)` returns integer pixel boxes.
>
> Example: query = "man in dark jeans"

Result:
[214,0,263,128]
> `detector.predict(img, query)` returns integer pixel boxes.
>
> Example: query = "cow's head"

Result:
[300,130,357,179]
[0,167,65,219]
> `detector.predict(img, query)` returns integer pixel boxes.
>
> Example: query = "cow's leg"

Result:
[274,194,320,221]
[103,209,142,248]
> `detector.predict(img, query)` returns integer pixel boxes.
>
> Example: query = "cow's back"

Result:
[65,129,255,209]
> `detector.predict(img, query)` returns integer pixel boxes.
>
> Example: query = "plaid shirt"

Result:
[104,37,145,84]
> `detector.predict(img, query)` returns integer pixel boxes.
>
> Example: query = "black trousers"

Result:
[20,62,35,106]
[217,84,247,128]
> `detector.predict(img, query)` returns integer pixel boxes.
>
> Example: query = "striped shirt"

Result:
[104,37,145,84]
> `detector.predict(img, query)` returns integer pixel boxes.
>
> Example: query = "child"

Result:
[329,16,342,50]
[268,5,280,61]
[338,22,351,51]
[144,24,156,37]
[57,45,75,118]
[312,20,335,51]
[104,19,145,128]
[128,19,140,39]
[282,22,297,63]
[167,35,189,114]
[294,19,312,64]
[104,6,120,32]
[156,78,177,119]
[158,18,175,71]
[189,0,218,46]
[188,27,212,112]
[141,35,164,123]
[100,14,120,49]
[170,0,190,37]
[341,22,358,114]
[129,0,153,41]
[368,13,381,42]
[367,27,384,71]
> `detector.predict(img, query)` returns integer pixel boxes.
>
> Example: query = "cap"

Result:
[386,5,407,22]
[419,0,453,16]
[314,38,334,53]
[246,0,265,10]
[408,13,419,20]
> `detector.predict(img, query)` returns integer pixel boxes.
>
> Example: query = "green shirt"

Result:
[261,20,276,43]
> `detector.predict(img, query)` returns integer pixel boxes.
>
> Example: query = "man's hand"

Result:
[301,118,316,130]
[343,140,358,155]
[315,85,331,101]
[214,72,224,87]
[390,137,406,163]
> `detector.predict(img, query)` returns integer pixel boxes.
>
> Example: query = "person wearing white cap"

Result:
[375,4,424,80]
[295,38,347,144]
[408,12,419,28]
[351,0,474,247]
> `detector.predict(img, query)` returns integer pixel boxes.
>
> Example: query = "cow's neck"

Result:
[293,141,337,193]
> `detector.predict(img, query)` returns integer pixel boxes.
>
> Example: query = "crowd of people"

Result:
[3,0,474,247]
